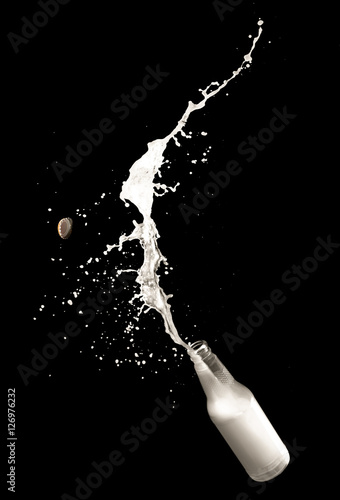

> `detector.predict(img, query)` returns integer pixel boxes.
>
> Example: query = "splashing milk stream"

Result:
[106,21,263,349]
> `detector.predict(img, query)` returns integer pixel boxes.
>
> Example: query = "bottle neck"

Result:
[188,340,234,384]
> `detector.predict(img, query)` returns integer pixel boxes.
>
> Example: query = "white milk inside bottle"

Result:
[188,340,290,482]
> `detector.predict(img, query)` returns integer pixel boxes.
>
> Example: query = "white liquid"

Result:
[210,395,290,481]
[106,21,264,347]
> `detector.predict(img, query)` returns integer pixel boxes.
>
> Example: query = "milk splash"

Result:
[106,21,264,349]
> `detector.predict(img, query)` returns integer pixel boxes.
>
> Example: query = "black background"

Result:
[2,1,339,499]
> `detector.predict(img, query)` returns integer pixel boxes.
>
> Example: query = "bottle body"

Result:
[188,341,289,482]
[208,383,289,481]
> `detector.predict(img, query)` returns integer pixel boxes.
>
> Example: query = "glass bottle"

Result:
[188,340,290,482]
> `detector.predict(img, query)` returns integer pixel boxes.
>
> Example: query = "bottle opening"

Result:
[188,340,211,362]
[189,340,209,354]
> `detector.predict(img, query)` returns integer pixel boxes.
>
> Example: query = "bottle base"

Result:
[247,449,290,482]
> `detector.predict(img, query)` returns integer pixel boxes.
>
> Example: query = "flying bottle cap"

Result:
[58,217,73,239]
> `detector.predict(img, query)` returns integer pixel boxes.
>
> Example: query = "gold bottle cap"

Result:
[58,217,73,239]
